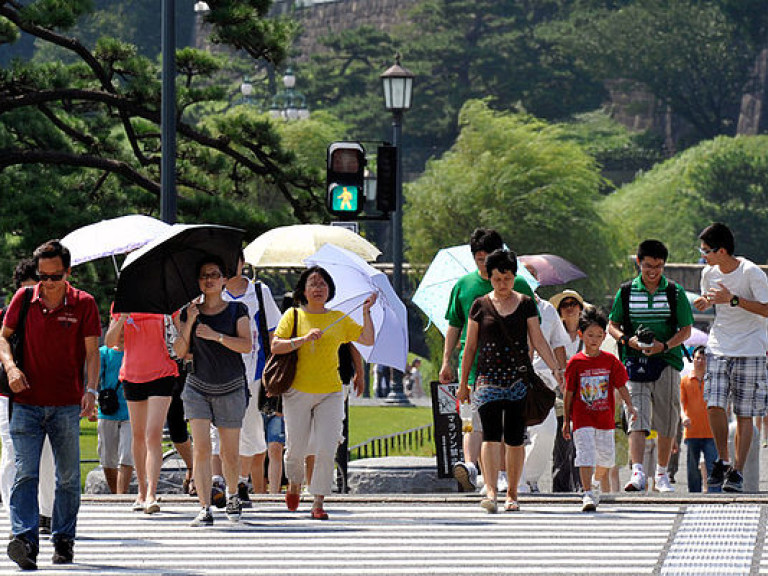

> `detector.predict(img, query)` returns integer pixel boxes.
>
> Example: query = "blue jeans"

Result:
[10,404,81,548]
[685,437,717,493]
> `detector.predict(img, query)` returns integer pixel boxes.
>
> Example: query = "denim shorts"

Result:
[263,412,285,444]
[181,385,247,428]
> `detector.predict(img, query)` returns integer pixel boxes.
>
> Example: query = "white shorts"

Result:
[573,427,615,469]
[97,419,133,468]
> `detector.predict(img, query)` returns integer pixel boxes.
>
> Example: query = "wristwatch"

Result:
[730,295,740,307]
[217,333,224,343]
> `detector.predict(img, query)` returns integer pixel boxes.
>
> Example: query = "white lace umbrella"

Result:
[304,244,408,371]
[245,224,381,267]
[61,215,171,273]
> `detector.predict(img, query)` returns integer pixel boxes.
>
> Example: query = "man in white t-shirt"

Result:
[520,265,569,493]
[694,223,768,492]
[222,254,282,500]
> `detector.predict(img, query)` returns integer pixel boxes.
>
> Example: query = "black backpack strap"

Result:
[619,281,633,356]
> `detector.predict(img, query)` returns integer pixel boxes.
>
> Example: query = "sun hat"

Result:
[549,289,585,311]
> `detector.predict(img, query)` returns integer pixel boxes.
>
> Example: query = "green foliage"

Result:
[302,2,605,172]
[554,0,759,139]
[600,135,768,265]
[404,100,624,306]
[559,110,665,179]
[0,0,348,308]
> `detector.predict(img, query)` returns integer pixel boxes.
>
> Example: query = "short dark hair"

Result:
[196,254,227,278]
[693,345,707,357]
[485,249,517,277]
[33,239,70,269]
[469,228,504,255]
[578,306,607,332]
[294,265,336,305]
[13,258,37,289]
[637,239,668,262]
[699,222,734,255]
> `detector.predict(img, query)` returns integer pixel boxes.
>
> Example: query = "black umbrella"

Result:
[114,224,245,314]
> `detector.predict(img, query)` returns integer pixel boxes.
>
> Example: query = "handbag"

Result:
[0,287,34,395]
[483,295,556,426]
[262,307,298,397]
[98,385,120,416]
[254,281,282,414]
[624,355,667,382]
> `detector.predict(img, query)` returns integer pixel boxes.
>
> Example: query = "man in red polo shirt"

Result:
[0,240,101,570]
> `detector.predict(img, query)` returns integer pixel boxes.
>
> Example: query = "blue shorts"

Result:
[262,412,285,444]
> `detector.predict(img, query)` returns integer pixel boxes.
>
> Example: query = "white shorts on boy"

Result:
[573,427,615,469]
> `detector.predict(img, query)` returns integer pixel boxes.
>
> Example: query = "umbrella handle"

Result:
[320,295,373,335]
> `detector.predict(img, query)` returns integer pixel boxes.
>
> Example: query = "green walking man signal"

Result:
[326,142,366,217]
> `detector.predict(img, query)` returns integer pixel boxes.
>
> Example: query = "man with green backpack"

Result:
[607,240,693,493]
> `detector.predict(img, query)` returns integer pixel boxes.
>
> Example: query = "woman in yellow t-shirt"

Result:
[272,266,376,520]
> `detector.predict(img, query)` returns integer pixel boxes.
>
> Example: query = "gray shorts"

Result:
[625,365,680,438]
[181,385,247,428]
[97,418,133,468]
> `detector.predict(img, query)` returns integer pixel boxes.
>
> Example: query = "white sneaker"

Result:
[581,491,597,512]
[654,472,675,493]
[624,469,647,492]
[190,507,214,527]
[497,472,508,492]
[590,482,601,505]
[225,494,242,523]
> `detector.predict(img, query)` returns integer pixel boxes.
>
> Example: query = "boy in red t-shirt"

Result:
[563,307,637,512]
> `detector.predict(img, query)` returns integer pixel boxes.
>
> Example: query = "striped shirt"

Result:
[609,275,693,371]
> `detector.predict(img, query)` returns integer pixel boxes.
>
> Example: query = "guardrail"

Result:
[349,424,433,460]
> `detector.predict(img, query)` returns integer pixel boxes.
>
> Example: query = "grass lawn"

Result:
[348,405,435,458]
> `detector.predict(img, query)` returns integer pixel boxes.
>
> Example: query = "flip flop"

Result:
[480,498,497,514]
[504,500,520,512]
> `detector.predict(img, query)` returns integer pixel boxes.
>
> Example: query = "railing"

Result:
[349,424,433,460]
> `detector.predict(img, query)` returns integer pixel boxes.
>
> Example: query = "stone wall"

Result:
[274,0,419,61]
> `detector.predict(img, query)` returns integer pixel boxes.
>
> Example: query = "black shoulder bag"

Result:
[483,295,556,426]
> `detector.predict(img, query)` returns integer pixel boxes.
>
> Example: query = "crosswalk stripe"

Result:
[0,501,688,575]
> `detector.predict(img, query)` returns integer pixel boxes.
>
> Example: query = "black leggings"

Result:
[478,399,526,446]
[165,373,189,444]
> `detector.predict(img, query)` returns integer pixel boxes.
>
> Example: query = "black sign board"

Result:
[430,381,464,478]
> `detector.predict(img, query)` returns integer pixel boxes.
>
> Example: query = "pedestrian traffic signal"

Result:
[326,142,366,217]
[376,145,397,213]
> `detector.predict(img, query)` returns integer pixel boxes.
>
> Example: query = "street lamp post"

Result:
[270,68,310,120]
[381,55,414,405]
[160,0,176,224]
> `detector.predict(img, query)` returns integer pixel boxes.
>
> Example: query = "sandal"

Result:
[504,500,520,512]
[480,498,497,514]
[186,478,197,497]
[310,507,329,520]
